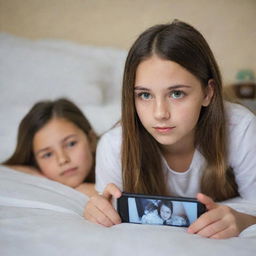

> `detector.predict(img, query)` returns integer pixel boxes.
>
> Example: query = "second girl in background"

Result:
[2,98,98,196]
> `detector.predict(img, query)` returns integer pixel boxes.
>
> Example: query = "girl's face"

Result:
[33,118,93,188]
[134,56,213,152]
[160,205,172,220]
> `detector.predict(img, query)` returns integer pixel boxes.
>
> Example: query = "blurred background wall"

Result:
[0,0,255,84]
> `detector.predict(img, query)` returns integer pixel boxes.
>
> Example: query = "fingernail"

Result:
[187,228,193,233]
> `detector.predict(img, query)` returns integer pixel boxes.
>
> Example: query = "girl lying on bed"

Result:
[2,98,97,197]
[84,20,256,238]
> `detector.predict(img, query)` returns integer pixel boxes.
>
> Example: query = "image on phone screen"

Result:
[118,194,206,227]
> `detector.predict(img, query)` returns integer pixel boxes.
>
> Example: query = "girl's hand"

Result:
[84,183,122,227]
[187,193,256,239]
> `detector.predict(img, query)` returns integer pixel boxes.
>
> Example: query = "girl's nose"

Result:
[57,150,70,166]
[154,100,170,120]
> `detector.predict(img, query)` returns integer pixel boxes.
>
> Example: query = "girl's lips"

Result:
[61,167,78,176]
[154,127,175,133]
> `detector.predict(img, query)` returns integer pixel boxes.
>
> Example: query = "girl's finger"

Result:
[103,183,122,199]
[90,195,121,225]
[196,193,217,211]
[210,226,239,239]
[85,210,104,226]
[195,218,228,238]
[85,203,114,227]
[188,207,222,234]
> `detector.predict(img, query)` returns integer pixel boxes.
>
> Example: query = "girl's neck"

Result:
[160,133,196,172]
[160,129,195,155]
[163,149,195,173]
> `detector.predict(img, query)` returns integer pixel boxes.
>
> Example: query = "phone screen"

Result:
[117,193,206,227]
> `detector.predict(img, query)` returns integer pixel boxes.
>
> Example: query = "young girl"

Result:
[84,20,256,238]
[157,201,188,226]
[2,98,98,196]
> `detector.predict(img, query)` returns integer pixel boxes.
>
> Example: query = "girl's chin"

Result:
[154,137,178,147]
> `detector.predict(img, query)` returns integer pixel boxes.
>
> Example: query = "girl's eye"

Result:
[41,152,52,159]
[170,90,185,99]
[66,140,77,148]
[137,92,152,100]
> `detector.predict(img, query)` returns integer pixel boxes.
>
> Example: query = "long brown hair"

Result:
[122,20,238,201]
[3,98,97,182]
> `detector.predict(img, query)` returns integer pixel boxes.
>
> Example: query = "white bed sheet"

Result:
[1,166,256,256]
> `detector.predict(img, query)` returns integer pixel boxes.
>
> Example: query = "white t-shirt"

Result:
[95,102,256,201]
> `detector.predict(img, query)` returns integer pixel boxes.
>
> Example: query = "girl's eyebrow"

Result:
[134,86,150,91]
[134,85,191,91]
[167,85,191,90]
[35,147,50,156]
[62,134,77,143]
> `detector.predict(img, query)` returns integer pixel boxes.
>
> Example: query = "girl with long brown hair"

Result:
[2,98,98,196]
[84,20,256,238]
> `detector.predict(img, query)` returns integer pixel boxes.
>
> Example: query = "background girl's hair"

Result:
[121,19,238,201]
[3,98,97,182]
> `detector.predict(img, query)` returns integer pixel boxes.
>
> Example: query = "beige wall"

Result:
[0,0,255,84]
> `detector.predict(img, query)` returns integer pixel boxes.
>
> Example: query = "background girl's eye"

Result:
[67,141,77,147]
[42,152,52,159]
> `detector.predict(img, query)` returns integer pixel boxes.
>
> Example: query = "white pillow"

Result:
[0,33,107,107]
[36,38,127,103]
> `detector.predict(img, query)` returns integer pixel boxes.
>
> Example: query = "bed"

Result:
[0,33,256,256]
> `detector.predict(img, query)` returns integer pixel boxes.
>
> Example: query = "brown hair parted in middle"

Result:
[121,20,238,201]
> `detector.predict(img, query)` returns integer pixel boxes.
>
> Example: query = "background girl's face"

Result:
[134,56,213,152]
[33,118,93,188]
[160,204,172,220]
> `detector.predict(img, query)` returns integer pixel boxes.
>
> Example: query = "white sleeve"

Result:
[229,113,256,201]
[95,127,123,193]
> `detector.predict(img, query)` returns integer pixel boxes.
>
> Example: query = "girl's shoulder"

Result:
[225,101,256,129]
[97,125,122,152]
[100,125,122,142]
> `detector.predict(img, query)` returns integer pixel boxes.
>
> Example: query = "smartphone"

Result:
[117,192,206,227]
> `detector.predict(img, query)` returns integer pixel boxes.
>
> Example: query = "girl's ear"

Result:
[202,79,215,107]
[88,129,98,153]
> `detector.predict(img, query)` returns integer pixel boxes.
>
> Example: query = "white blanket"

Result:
[0,166,256,256]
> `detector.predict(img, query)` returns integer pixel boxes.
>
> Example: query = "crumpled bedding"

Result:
[0,166,256,256]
